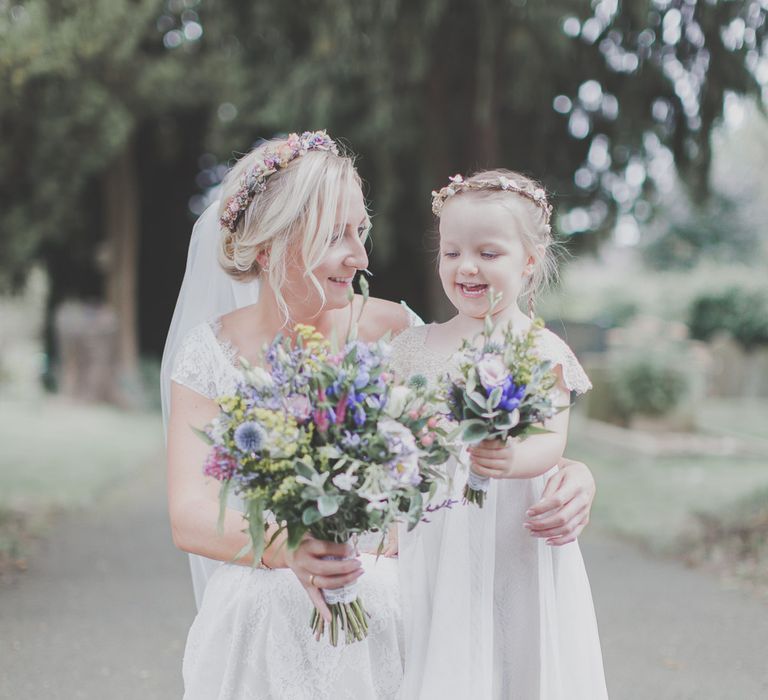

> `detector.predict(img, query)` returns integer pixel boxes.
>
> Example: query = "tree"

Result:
[0,0,230,399]
[201,0,768,318]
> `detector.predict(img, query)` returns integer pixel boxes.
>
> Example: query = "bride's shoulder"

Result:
[357,296,413,339]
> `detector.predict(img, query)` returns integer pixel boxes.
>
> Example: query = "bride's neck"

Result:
[250,284,342,340]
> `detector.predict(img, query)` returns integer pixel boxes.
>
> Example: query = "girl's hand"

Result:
[283,536,364,622]
[379,524,399,558]
[524,458,595,546]
[468,438,517,479]
[359,525,399,558]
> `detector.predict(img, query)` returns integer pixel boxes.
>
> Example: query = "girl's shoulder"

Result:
[534,327,593,395]
[387,325,431,380]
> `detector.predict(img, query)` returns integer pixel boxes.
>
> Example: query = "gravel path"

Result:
[1,459,766,699]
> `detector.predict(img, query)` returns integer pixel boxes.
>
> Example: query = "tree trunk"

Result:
[103,138,143,407]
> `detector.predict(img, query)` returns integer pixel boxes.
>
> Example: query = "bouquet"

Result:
[443,297,560,507]
[197,288,450,645]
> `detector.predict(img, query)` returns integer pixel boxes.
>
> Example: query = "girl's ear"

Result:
[524,244,546,276]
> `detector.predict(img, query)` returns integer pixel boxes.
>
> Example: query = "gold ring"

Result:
[309,574,316,587]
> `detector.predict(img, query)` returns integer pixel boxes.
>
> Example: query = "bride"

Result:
[162,131,597,699]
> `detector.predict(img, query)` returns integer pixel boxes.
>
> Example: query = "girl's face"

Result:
[438,196,533,319]
[282,181,370,314]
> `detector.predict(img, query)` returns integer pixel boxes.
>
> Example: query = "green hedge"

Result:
[688,288,768,351]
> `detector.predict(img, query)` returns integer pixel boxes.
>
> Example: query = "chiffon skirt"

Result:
[399,464,608,700]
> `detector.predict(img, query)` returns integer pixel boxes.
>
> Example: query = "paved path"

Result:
[1,459,767,699]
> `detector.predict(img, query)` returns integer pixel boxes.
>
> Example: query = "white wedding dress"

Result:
[171,320,404,700]
[390,325,609,700]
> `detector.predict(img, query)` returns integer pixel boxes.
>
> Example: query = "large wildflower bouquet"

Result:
[198,291,450,645]
[444,298,560,507]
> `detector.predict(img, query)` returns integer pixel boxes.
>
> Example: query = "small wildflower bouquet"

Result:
[197,284,450,645]
[443,295,560,507]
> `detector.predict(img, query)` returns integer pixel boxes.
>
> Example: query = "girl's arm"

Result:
[468,371,570,480]
[167,381,363,620]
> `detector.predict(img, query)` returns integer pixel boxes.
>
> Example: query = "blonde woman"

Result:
[161,132,597,699]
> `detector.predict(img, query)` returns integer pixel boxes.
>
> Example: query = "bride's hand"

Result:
[283,536,364,622]
[524,458,596,546]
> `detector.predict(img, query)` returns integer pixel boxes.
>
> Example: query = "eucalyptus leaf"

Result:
[469,390,488,407]
[217,479,232,533]
[461,420,489,443]
[287,524,307,550]
[192,426,214,445]
[295,459,316,480]
[318,495,340,517]
[520,425,554,437]
[248,499,266,563]
[302,506,323,525]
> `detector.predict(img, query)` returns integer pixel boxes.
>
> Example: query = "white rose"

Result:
[476,355,507,390]
[390,452,420,485]
[384,386,411,419]
[378,418,419,452]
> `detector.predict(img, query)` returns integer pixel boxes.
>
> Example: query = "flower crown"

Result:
[220,130,340,233]
[431,174,553,232]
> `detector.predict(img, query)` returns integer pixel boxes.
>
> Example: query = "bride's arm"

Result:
[524,458,596,546]
[167,382,362,619]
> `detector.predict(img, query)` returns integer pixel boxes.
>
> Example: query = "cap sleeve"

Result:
[535,328,592,395]
[400,300,425,327]
[170,323,222,400]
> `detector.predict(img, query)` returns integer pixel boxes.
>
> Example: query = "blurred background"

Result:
[1,1,767,698]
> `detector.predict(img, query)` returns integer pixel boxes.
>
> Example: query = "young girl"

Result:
[391,170,608,699]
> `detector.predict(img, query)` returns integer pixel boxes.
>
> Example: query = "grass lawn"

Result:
[568,408,768,554]
[0,395,163,566]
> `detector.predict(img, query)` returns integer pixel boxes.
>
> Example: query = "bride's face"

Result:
[282,181,369,315]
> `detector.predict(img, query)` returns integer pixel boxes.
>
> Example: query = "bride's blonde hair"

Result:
[218,135,366,322]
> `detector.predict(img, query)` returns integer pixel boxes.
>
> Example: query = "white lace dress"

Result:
[171,321,403,700]
[390,325,609,700]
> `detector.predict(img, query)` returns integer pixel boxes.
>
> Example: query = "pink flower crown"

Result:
[220,130,340,233]
[431,174,553,233]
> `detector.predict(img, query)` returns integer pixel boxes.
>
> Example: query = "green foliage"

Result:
[0,0,229,289]
[609,352,691,420]
[3,0,768,325]
[688,287,768,351]
[643,192,761,270]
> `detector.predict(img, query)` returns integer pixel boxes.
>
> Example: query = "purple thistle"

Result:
[234,421,266,453]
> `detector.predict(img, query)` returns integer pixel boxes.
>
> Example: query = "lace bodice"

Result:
[389,324,592,395]
[170,320,242,399]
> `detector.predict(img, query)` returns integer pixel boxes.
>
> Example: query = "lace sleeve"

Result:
[536,329,592,395]
[170,323,222,400]
[388,326,428,380]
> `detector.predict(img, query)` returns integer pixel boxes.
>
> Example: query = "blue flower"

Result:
[498,379,526,411]
[354,370,370,389]
[340,431,362,450]
[353,403,367,427]
[234,421,266,453]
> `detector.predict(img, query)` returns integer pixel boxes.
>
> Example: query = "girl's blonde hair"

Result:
[217,137,366,323]
[438,168,560,313]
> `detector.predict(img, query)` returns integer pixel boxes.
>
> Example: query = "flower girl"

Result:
[391,170,608,699]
